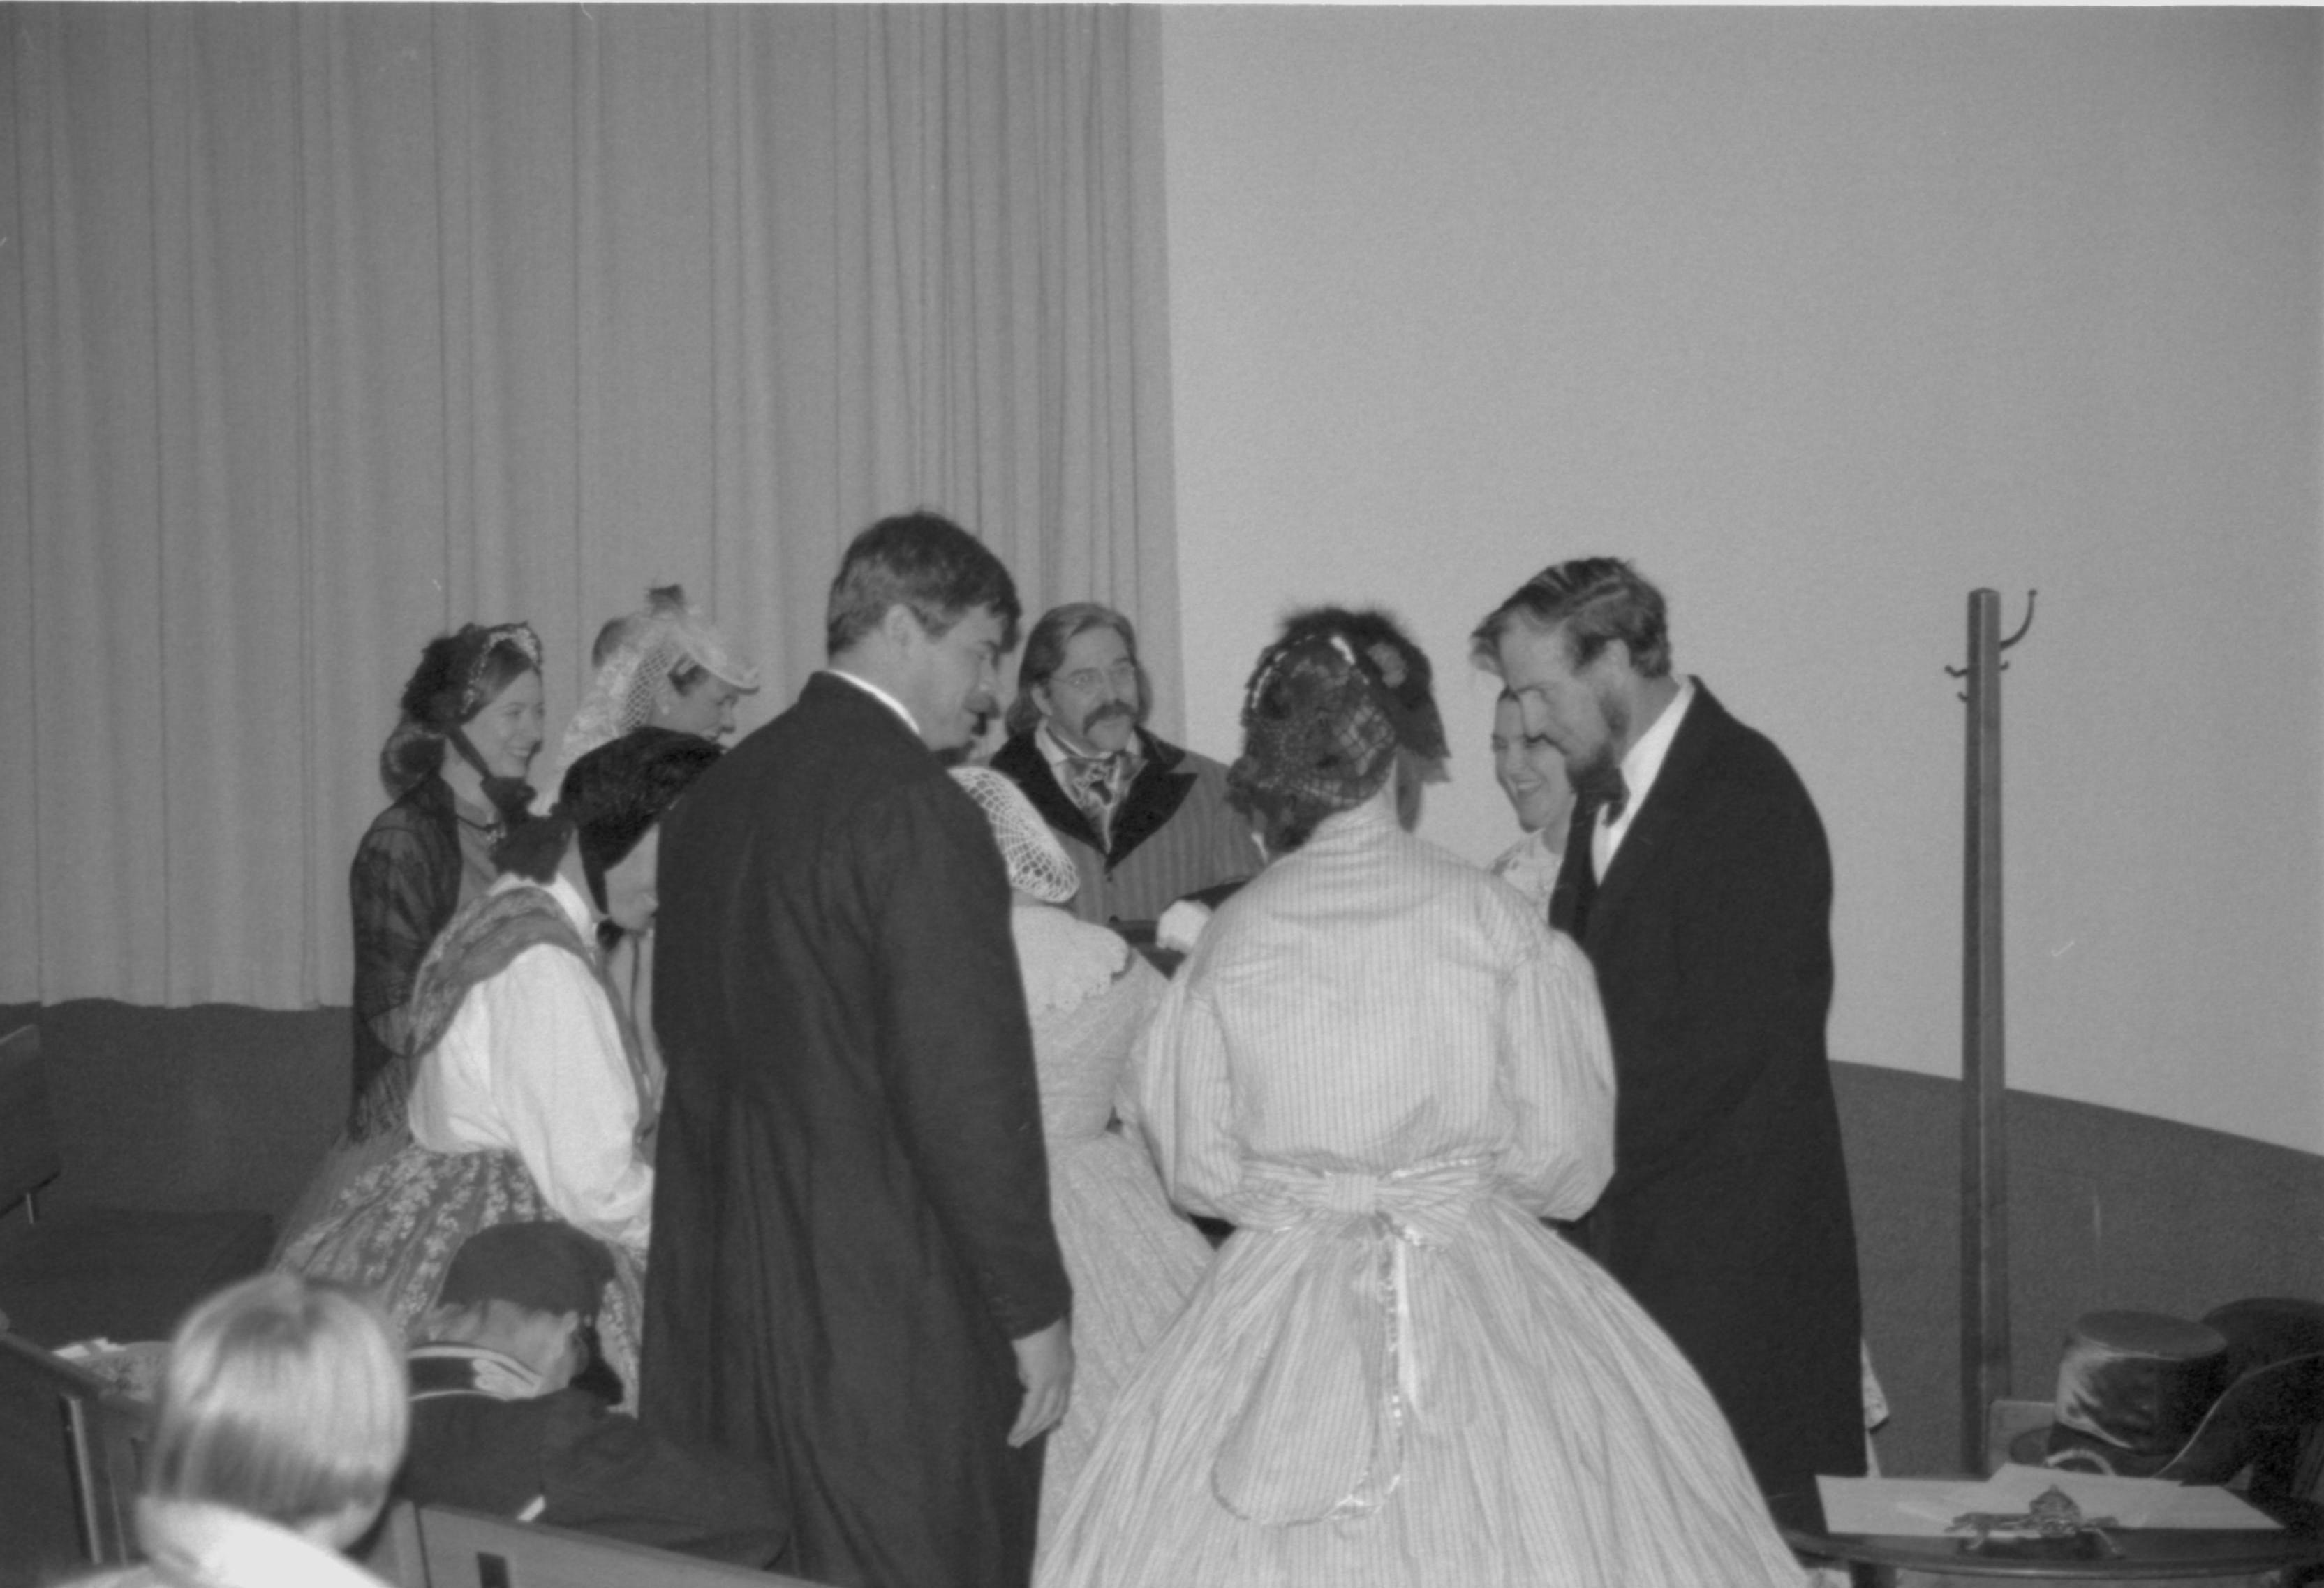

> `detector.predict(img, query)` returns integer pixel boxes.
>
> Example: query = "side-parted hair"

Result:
[145,1272,408,1529]
[1002,602,1145,738]
[1469,557,1673,680]
[825,511,1021,658]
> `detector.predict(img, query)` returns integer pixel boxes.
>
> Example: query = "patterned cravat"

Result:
[1065,752,1125,831]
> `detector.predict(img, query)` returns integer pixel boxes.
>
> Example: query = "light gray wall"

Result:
[1160,8,2323,1155]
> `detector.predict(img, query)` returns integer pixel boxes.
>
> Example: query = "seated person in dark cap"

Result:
[400,1221,786,1566]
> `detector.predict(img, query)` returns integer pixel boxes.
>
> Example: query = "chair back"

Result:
[0,1329,147,1581]
[414,1505,819,1588]
[353,1500,428,1588]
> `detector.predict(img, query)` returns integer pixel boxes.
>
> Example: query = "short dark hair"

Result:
[1470,557,1672,679]
[1002,602,1144,738]
[825,511,1021,658]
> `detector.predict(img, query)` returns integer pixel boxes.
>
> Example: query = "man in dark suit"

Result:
[1473,556,1865,1501]
[641,512,1073,1588]
[989,602,1257,927]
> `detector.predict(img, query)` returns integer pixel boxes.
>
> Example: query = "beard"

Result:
[1563,689,1631,810]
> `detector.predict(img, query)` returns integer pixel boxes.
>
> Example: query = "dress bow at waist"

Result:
[1213,1157,1493,1527]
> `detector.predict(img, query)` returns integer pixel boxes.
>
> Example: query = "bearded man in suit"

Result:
[1472,556,1865,1501]
[642,511,1072,1588]
[989,602,1257,927]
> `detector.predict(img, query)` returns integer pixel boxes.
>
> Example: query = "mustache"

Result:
[1086,702,1136,725]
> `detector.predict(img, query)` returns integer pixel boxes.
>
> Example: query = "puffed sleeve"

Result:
[1123,956,1243,1219]
[1492,918,1617,1220]
[471,944,655,1251]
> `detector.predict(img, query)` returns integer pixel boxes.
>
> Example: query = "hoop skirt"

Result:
[1019,930,1213,1540]
[1035,802,1805,1588]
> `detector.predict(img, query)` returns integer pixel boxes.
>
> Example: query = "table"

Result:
[1772,1487,2324,1587]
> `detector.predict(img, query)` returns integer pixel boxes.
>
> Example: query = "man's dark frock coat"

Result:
[639,673,1072,1588]
[1550,679,1866,1500]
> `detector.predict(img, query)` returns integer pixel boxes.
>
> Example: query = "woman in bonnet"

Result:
[1036,608,1800,1588]
[949,766,1213,1548]
[550,585,758,790]
[279,728,722,1404]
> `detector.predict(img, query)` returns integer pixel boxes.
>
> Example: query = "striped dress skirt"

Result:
[1035,1162,1807,1588]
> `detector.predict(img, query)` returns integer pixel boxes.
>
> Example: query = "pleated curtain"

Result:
[0,3,1178,1008]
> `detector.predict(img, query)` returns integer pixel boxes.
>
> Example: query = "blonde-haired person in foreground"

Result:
[76,1272,408,1588]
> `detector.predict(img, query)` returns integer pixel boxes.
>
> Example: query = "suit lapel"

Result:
[1589,681,1732,929]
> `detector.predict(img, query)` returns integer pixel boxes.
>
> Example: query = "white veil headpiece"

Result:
[555,586,759,786]
[950,766,1126,1018]
[949,766,1079,904]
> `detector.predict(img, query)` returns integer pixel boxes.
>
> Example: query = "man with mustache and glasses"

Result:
[1472,556,1866,1505]
[991,603,1259,930]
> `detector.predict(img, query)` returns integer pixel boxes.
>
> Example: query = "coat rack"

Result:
[1946,587,2036,1472]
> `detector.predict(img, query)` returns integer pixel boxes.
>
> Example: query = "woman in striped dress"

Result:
[1036,608,1803,1588]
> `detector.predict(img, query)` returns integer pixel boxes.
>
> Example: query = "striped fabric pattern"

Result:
[1035,799,1807,1587]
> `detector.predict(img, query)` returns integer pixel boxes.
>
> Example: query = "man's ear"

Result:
[1586,637,1633,680]
[881,602,926,654]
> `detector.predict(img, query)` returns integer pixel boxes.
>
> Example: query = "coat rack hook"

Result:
[1999,590,2037,653]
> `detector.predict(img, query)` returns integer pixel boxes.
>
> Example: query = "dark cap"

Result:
[434,1222,615,1320]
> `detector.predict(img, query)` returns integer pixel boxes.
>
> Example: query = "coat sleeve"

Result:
[1606,757,1835,1196]
[350,808,453,1050]
[861,777,1072,1342]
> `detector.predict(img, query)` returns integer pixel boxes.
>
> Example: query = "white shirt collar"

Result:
[1597,675,1695,873]
[824,667,922,738]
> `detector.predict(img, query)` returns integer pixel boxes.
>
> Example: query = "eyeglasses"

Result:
[1053,660,1139,697]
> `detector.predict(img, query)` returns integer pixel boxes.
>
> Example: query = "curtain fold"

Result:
[0,2,1178,1008]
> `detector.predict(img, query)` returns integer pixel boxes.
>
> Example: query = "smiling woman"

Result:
[347,624,548,1142]
[1487,690,1572,913]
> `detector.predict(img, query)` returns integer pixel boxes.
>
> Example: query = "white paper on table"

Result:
[1816,1467,2281,1537]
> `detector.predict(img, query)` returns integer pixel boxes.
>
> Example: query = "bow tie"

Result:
[1584,770,1631,826]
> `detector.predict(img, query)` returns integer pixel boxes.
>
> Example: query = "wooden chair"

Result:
[413,1504,823,1588]
[0,1328,148,1584]
[353,1501,428,1588]
[0,1024,276,1349]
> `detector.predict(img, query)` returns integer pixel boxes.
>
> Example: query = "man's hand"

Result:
[1007,1316,1074,1448]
